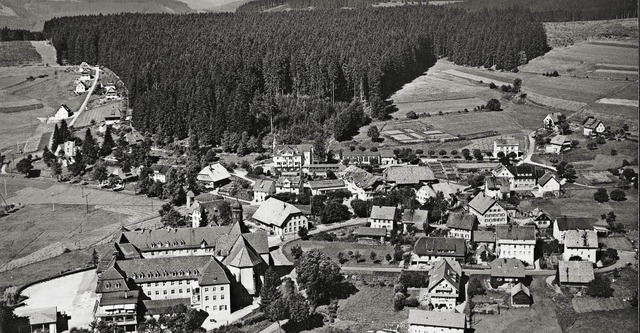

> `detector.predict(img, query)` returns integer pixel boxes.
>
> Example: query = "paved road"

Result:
[595,250,637,273]
[520,131,557,171]
[233,169,256,185]
[341,266,403,273]
[69,66,100,127]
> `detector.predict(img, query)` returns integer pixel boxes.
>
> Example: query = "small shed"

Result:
[352,227,387,245]
[510,282,532,307]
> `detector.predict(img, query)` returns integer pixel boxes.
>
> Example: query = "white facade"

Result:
[537,177,560,196]
[409,325,464,333]
[493,140,519,157]
[563,247,597,263]
[470,204,508,226]
[429,280,459,310]
[497,239,535,266]
[448,228,471,240]
[271,214,308,237]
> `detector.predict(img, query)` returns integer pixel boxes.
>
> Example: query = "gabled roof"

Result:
[485,176,510,192]
[428,260,460,292]
[383,165,435,185]
[538,172,559,186]
[252,198,302,227]
[545,112,563,123]
[583,117,602,129]
[98,290,140,306]
[353,227,387,237]
[413,237,466,257]
[343,150,381,157]
[549,135,570,146]
[199,257,231,285]
[468,192,498,215]
[564,230,598,249]
[380,150,395,158]
[446,213,477,231]
[510,282,530,297]
[506,165,538,180]
[150,164,172,175]
[408,309,466,329]
[198,163,231,183]
[370,205,397,220]
[276,175,301,187]
[555,217,594,231]
[120,226,238,251]
[222,235,265,268]
[496,225,535,241]
[402,209,429,227]
[558,260,594,284]
[18,307,58,325]
[116,256,225,284]
[307,179,345,190]
[490,258,525,278]
[494,137,519,146]
[472,230,496,243]
[253,179,276,192]
[339,166,381,189]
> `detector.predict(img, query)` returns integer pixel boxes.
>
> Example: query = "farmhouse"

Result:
[54,104,74,120]
[383,165,436,186]
[490,258,526,288]
[446,213,477,240]
[583,116,606,136]
[18,307,66,333]
[510,283,532,308]
[252,179,276,202]
[368,205,398,233]
[536,172,561,197]
[416,182,465,205]
[352,227,387,245]
[563,230,598,263]
[529,208,553,228]
[306,179,347,195]
[468,192,508,225]
[496,225,536,266]
[380,150,398,165]
[79,69,92,81]
[545,135,571,154]
[407,309,466,333]
[544,112,564,130]
[149,164,172,183]
[273,144,313,173]
[252,198,308,237]
[402,209,429,234]
[484,176,511,200]
[553,216,594,243]
[411,237,466,267]
[493,137,520,158]
[557,260,595,287]
[492,164,542,192]
[197,164,231,189]
[338,165,383,200]
[342,150,380,165]
[275,175,302,194]
[75,81,90,94]
[427,260,462,310]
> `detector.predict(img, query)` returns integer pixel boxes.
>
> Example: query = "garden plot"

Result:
[382,128,458,143]
[581,171,615,184]
[595,98,638,107]
[572,296,629,313]
[526,92,587,112]
[443,69,511,86]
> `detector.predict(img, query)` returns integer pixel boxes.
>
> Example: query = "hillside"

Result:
[0,0,194,30]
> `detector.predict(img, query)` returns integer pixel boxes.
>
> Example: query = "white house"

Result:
[252,198,308,237]
[467,192,508,226]
[197,164,231,189]
[529,208,553,229]
[275,176,301,194]
[544,112,564,131]
[79,69,92,82]
[410,237,466,267]
[368,205,397,233]
[536,172,561,197]
[402,209,429,234]
[563,230,598,263]
[557,260,595,287]
[446,213,477,240]
[338,165,382,200]
[545,135,571,154]
[75,81,89,94]
[407,309,466,333]
[306,179,346,196]
[252,179,276,202]
[380,150,397,165]
[484,176,511,200]
[552,217,594,243]
[416,182,466,205]
[273,144,313,173]
[427,260,462,310]
[54,104,74,120]
[496,225,536,266]
[493,137,520,158]
[583,117,606,136]
[149,164,172,183]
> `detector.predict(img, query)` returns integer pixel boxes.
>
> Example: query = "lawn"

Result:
[334,285,409,332]
[0,41,42,66]
[282,240,395,267]
[566,308,638,333]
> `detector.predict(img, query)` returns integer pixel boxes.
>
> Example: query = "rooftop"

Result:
[538,172,559,186]
[446,213,477,231]
[307,179,345,190]
[558,260,595,284]
[414,237,466,257]
[383,165,435,185]
[407,309,466,329]
[253,179,276,192]
[252,197,303,227]
[370,205,397,221]
[197,164,231,183]
[496,225,536,241]
[402,209,429,228]
[556,216,595,231]
[339,166,381,189]
[564,230,598,249]
[472,230,496,243]
[490,258,526,278]
[468,192,498,215]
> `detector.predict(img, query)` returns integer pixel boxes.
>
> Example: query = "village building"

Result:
[510,282,532,308]
[415,182,465,205]
[306,179,347,196]
[583,116,606,136]
[467,192,508,225]
[149,164,172,183]
[496,225,536,266]
[407,309,466,333]
[380,150,398,165]
[17,307,67,333]
[352,227,387,245]
[273,144,313,173]
[529,208,553,228]
[383,165,436,187]
[493,137,520,158]
[304,163,343,177]
[197,164,231,189]
[368,205,398,233]
[338,165,383,200]
[592,219,611,236]
[557,260,595,288]
[342,150,380,165]
[189,199,243,228]
[252,179,276,202]
[492,164,542,192]
[473,230,496,265]
[490,258,526,289]
[79,69,93,81]
[563,230,598,263]
[75,81,90,94]
[535,172,561,197]
[410,237,466,267]
[544,112,564,131]
[552,216,594,243]
[426,259,462,311]
[402,209,429,234]
[446,213,477,240]
[483,176,511,200]
[545,135,572,154]
[125,132,145,147]
[275,175,302,194]
[54,104,74,120]
[252,197,308,237]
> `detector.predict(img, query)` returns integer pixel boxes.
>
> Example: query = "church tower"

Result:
[231,199,243,224]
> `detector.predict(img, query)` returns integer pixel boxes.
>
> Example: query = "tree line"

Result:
[43,7,548,145]
[0,27,46,41]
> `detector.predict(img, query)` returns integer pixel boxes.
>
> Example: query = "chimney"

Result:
[124,291,128,298]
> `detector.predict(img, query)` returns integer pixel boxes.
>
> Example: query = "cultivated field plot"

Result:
[462,134,525,153]
[30,41,57,66]
[0,41,42,67]
[419,111,524,136]
[443,69,511,86]
[336,285,409,332]
[567,308,638,333]
[0,94,43,113]
[526,92,587,112]
[543,19,639,48]
[572,294,631,313]
[381,128,458,143]
[73,100,123,128]
[609,82,639,100]
[393,97,486,118]
[282,240,394,266]
[390,73,483,104]
[581,171,615,184]
[600,237,633,251]
[595,98,638,107]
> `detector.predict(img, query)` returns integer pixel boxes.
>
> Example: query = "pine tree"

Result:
[101,125,115,156]
[51,124,60,151]
[259,267,281,312]
[82,128,99,164]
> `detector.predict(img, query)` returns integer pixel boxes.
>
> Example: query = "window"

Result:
[171,290,175,294]
[220,286,224,291]
[212,295,216,300]
[155,282,159,287]
[221,295,224,300]
[179,289,183,293]
[163,290,167,295]
[186,288,190,293]
[212,306,217,311]
[171,281,174,285]
[205,288,209,292]
[205,296,209,301]
[147,291,151,296]
[212,287,216,291]
[156,291,159,295]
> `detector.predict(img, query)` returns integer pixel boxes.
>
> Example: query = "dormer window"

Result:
[105,282,111,289]
[115,282,121,288]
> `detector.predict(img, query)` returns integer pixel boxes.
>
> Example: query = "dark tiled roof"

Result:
[253,179,276,192]
[468,192,498,215]
[555,217,595,231]
[353,227,387,237]
[413,237,466,257]
[222,236,264,268]
[538,172,559,186]
[472,230,496,243]
[115,256,229,284]
[428,260,460,291]
[490,258,525,278]
[402,209,429,229]
[408,309,466,329]
[150,164,172,175]
[199,258,231,285]
[506,165,538,180]
[120,226,236,252]
[383,165,435,185]
[496,225,535,241]
[583,117,602,129]
[307,179,345,189]
[446,213,477,231]
[558,260,594,284]
[143,298,190,315]
[99,290,140,306]
[370,205,397,220]
[339,166,381,189]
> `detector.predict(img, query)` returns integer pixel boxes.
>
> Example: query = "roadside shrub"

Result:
[406,111,418,119]
[587,275,613,298]
[489,82,497,89]
[404,297,420,307]
[486,99,501,111]
[610,189,626,201]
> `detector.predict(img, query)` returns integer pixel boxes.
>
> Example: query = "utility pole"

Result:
[52,194,55,212]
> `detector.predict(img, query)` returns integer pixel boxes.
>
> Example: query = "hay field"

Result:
[544,19,638,48]
[73,100,123,128]
[0,41,42,67]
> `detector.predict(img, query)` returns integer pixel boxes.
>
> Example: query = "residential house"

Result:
[544,112,564,130]
[496,225,536,266]
[304,163,344,177]
[529,208,553,228]
[54,104,74,120]
[352,227,387,245]
[149,164,172,183]
[536,172,561,197]
[79,69,92,82]
[252,179,276,202]
[189,199,238,228]
[493,137,520,158]
[492,164,542,192]
[338,165,383,200]
[105,85,119,101]
[383,165,436,187]
[552,217,594,243]
[427,260,462,310]
[402,209,429,234]
[16,307,67,333]
[410,237,466,267]
[273,144,313,173]
[446,213,477,240]
[75,81,89,94]
[490,258,526,288]
[468,192,508,226]
[416,182,466,205]
[407,309,466,333]
[484,176,511,200]
[563,230,598,263]
[368,205,398,233]
[545,135,571,154]
[583,117,606,136]
[275,175,302,194]
[252,198,308,237]
[557,260,595,287]
[94,267,140,332]
[510,283,532,307]
[197,164,231,189]
[380,150,398,165]
[342,150,380,165]
[306,179,347,196]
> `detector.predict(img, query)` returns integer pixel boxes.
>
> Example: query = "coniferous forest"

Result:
[43,6,549,145]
